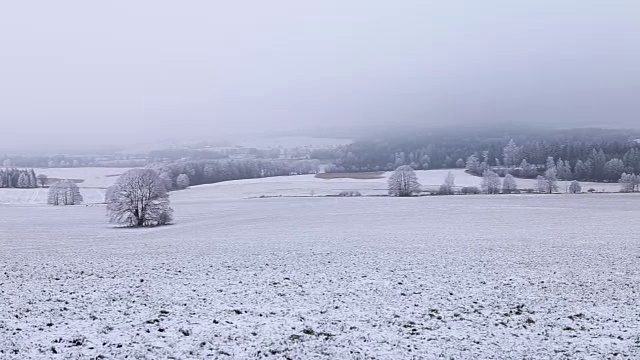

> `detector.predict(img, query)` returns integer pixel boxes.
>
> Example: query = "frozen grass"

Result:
[1,180,640,358]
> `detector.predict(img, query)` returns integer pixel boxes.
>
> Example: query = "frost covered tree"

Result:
[589,149,607,180]
[0,169,39,188]
[574,159,589,181]
[535,176,546,193]
[47,182,62,205]
[502,174,518,194]
[438,171,455,195]
[48,180,83,205]
[481,170,501,194]
[619,173,639,193]
[623,148,640,174]
[545,156,556,171]
[388,165,421,197]
[29,169,38,188]
[569,180,582,194]
[516,159,538,178]
[537,169,559,193]
[106,169,173,227]
[65,181,83,205]
[455,158,465,168]
[465,155,480,175]
[420,155,430,170]
[17,173,30,188]
[176,173,190,189]
[159,171,173,191]
[503,139,521,167]
[555,159,572,180]
[604,158,625,182]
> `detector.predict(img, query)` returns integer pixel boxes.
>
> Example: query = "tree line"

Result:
[1,155,147,168]
[323,128,640,183]
[0,169,39,188]
[150,159,321,190]
[465,140,640,183]
[387,165,586,196]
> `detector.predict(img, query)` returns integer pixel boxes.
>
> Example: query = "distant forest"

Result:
[4,127,640,185]
[317,128,640,182]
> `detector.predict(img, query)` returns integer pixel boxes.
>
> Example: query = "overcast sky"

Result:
[0,1,638,152]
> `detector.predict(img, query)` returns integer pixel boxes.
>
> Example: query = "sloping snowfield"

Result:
[180,169,623,201]
[1,173,639,358]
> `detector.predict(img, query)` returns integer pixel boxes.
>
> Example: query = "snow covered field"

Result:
[187,169,623,200]
[0,168,129,205]
[0,168,623,205]
[1,172,639,358]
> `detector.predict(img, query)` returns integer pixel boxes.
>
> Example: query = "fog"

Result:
[1,1,639,152]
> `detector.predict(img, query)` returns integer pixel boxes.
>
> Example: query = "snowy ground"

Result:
[186,169,623,200]
[1,171,640,359]
[0,168,622,205]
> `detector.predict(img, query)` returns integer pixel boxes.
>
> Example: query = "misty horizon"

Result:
[1,1,639,153]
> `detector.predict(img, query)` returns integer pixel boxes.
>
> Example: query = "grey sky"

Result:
[1,1,638,152]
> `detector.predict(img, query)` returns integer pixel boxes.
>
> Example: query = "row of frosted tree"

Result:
[322,128,640,183]
[466,140,640,183]
[150,159,322,190]
[0,169,39,188]
[1,155,146,168]
[388,165,585,197]
[47,180,83,205]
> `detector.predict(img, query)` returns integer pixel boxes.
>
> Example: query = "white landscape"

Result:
[0,167,622,206]
[1,168,639,359]
[3,1,639,358]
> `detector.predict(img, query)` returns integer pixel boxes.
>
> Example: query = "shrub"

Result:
[338,190,362,197]
[460,186,480,195]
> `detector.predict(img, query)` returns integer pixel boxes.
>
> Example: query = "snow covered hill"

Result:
[1,169,638,358]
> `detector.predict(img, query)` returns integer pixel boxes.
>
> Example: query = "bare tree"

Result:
[438,171,455,195]
[47,182,62,205]
[569,180,582,194]
[502,173,518,194]
[388,165,421,197]
[481,170,501,194]
[106,169,173,227]
[536,175,547,193]
[37,174,48,188]
[619,173,639,192]
[536,169,559,193]
[543,168,559,193]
